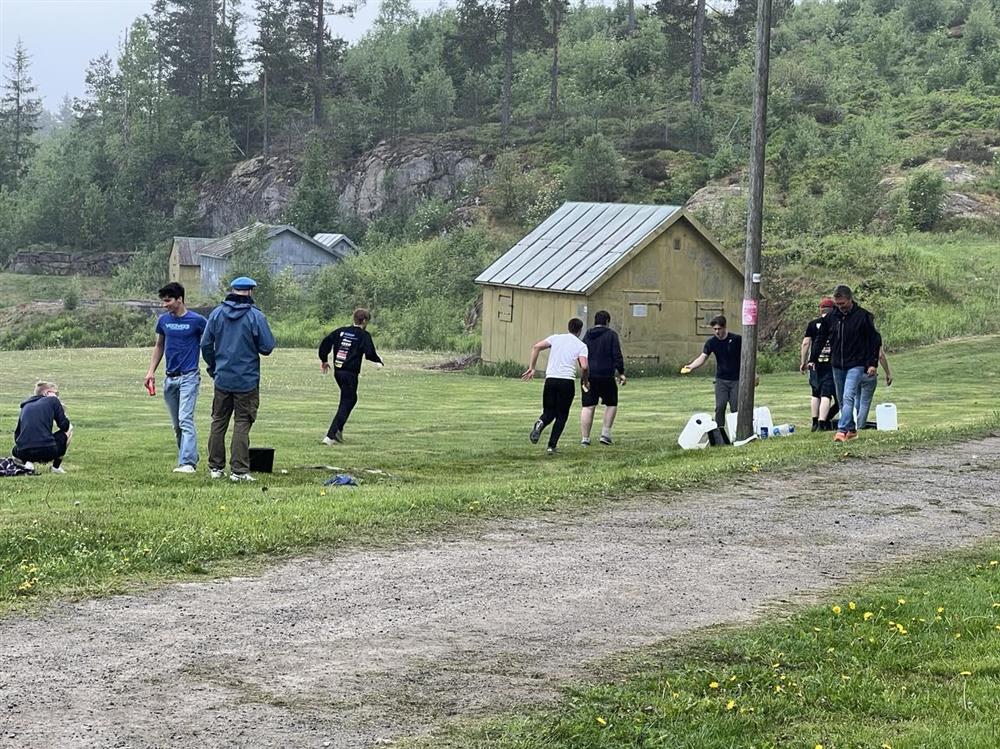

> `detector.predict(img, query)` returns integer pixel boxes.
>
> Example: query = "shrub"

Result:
[62,275,81,311]
[900,170,945,231]
[0,304,150,350]
[466,359,524,378]
[110,245,171,298]
[564,134,625,201]
[485,151,538,221]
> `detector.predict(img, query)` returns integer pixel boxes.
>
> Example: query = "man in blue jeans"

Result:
[807,285,880,442]
[144,282,207,474]
[856,335,893,429]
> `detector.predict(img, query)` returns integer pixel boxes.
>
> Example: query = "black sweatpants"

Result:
[328,369,360,438]
[13,430,69,468]
[538,378,576,449]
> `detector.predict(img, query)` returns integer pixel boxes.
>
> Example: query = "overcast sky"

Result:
[0,0,437,110]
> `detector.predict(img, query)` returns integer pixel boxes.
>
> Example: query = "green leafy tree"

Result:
[413,67,456,130]
[900,170,945,231]
[564,133,624,201]
[284,134,339,235]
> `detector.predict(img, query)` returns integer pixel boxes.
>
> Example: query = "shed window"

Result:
[498,292,513,323]
[696,300,724,334]
[673,237,682,251]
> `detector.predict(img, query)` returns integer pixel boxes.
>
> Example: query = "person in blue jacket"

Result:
[200,276,275,482]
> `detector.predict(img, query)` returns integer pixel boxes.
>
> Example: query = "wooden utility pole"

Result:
[735,0,773,441]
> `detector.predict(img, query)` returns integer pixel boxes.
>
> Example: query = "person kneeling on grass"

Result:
[13,381,73,474]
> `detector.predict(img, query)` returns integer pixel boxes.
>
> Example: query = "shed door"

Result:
[621,291,661,359]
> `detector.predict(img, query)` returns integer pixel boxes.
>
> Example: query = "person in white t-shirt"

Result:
[521,318,590,454]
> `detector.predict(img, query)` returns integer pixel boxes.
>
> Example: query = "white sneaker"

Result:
[23,461,34,473]
[173,464,196,474]
[230,473,255,482]
[50,466,66,474]
[322,436,336,446]
[209,469,226,479]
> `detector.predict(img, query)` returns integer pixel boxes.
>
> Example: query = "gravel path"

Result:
[3,438,1000,749]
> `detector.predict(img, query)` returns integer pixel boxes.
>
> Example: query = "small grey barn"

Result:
[198,223,355,294]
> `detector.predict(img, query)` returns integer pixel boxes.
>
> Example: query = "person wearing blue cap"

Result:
[200,276,276,481]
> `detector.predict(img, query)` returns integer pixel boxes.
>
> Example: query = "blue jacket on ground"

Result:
[200,294,275,392]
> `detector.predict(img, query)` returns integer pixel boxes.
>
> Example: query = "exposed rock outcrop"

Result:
[196,141,490,236]
[9,249,135,276]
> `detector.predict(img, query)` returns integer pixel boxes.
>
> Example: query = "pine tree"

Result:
[253,0,308,154]
[0,39,43,189]
[294,0,357,127]
[284,133,339,235]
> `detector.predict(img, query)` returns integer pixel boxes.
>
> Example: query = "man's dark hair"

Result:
[568,318,584,335]
[594,310,611,326]
[709,315,727,328]
[833,284,853,299]
[353,308,371,325]
[158,282,185,300]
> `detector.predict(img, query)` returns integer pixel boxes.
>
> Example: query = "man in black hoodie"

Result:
[318,307,383,444]
[580,310,626,446]
[807,284,880,442]
[12,381,73,474]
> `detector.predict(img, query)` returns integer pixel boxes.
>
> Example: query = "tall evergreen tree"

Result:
[0,39,43,189]
[253,0,308,154]
[284,133,339,234]
[294,0,358,127]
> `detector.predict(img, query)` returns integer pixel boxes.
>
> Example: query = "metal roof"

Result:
[475,202,683,293]
[197,223,349,260]
[171,236,214,266]
[313,232,358,254]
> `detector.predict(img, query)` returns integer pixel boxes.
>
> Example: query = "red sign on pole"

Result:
[742,298,758,326]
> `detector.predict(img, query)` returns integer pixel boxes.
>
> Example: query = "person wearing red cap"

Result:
[800,298,838,431]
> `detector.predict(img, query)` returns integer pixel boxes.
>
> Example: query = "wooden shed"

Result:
[475,202,744,368]
[168,236,214,289]
[197,223,354,295]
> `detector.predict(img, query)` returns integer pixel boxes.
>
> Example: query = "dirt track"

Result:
[3,438,1000,749]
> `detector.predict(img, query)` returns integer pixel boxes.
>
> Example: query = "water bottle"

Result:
[759,426,769,440]
[771,424,795,437]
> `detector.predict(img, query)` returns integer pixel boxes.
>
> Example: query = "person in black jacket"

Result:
[807,284,880,442]
[13,381,73,474]
[580,310,626,446]
[318,308,383,444]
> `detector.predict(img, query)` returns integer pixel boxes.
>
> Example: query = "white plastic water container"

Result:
[678,412,717,450]
[771,424,795,436]
[726,406,773,443]
[876,403,898,431]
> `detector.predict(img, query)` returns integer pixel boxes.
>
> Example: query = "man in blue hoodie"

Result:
[201,277,276,481]
[13,381,73,474]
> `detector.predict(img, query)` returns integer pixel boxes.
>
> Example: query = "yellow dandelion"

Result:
[994,625,1000,631]
[841,674,850,681]
[991,560,998,567]
[937,607,945,613]
[955,632,962,639]
[729,675,737,682]
[596,716,607,726]
[774,685,783,693]
[672,692,680,698]
[832,605,842,615]
[726,700,736,711]
[864,612,875,621]
[895,623,908,634]
[815,744,824,749]
[992,603,1000,608]
[898,598,906,605]
[849,601,857,611]
[709,681,719,689]
[772,662,781,669]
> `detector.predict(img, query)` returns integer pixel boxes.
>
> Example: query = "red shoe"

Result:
[845,430,859,441]
[834,431,847,442]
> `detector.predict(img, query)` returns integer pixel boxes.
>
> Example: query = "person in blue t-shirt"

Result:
[144,282,208,474]
[681,315,744,430]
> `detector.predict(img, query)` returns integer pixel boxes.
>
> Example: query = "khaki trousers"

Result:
[208,387,259,475]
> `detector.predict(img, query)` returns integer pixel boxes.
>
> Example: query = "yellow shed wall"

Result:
[587,222,742,367]
[481,286,588,367]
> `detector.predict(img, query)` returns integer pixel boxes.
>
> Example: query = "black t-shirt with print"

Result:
[805,317,832,367]
[703,333,742,380]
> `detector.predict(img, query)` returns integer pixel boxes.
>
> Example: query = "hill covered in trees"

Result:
[1,0,999,352]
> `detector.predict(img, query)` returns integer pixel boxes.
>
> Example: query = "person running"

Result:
[200,276,276,481]
[580,310,626,446]
[522,318,590,455]
[807,284,880,442]
[800,297,837,431]
[144,282,207,473]
[13,381,73,474]
[317,308,383,445]
[681,315,743,431]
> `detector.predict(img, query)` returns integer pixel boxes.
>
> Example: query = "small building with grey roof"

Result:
[475,202,744,368]
[168,236,214,289]
[197,223,356,295]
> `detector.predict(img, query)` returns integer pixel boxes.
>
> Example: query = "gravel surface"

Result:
[3,438,1000,748]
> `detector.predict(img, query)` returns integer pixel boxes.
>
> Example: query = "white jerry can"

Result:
[678,412,717,450]
[876,403,898,431]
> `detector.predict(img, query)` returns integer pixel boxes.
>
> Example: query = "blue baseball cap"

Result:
[230,276,257,290]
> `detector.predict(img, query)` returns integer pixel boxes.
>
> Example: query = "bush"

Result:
[564,134,625,201]
[485,151,539,221]
[62,275,82,311]
[0,304,150,350]
[110,245,170,298]
[900,170,945,231]
[466,359,524,377]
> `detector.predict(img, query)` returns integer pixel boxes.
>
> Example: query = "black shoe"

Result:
[599,435,613,445]
[333,430,344,443]
[811,421,819,432]
[530,419,544,444]
[546,446,557,455]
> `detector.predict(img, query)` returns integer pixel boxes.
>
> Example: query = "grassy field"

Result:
[444,546,1000,748]
[0,338,997,613]
[0,272,112,308]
